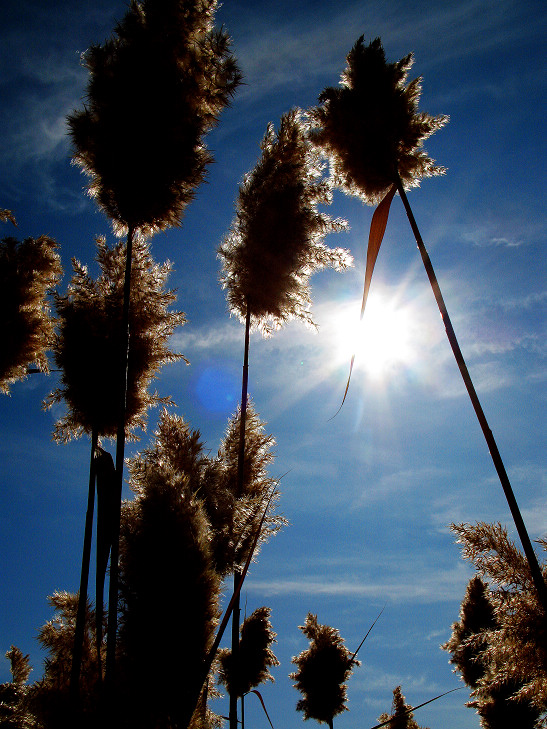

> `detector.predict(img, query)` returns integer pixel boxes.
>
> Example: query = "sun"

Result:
[333,292,415,379]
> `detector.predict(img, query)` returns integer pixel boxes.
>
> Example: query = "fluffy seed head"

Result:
[309,36,448,204]
[45,237,185,441]
[0,235,62,394]
[291,613,358,723]
[68,0,241,236]
[219,109,352,335]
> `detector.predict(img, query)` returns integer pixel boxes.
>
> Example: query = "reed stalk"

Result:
[70,427,98,702]
[395,173,547,612]
[230,305,251,729]
[105,225,135,688]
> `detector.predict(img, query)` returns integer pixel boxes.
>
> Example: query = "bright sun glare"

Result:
[334,293,415,379]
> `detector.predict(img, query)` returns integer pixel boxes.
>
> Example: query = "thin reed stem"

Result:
[230,304,251,729]
[105,224,135,689]
[70,427,99,702]
[395,173,547,611]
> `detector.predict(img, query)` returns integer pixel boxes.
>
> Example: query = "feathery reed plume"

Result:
[443,574,541,728]
[444,522,547,724]
[309,36,447,205]
[0,235,62,394]
[0,647,33,728]
[215,403,284,729]
[45,236,185,442]
[45,237,184,695]
[68,0,241,237]
[212,402,285,573]
[218,606,279,698]
[33,592,103,727]
[5,647,32,686]
[68,1,240,680]
[377,686,430,729]
[0,209,17,226]
[291,613,359,729]
[118,435,220,729]
[219,108,351,335]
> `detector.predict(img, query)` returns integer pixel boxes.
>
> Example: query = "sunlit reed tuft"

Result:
[212,401,286,574]
[0,235,62,393]
[291,613,359,727]
[5,647,31,686]
[45,237,185,441]
[378,686,429,729]
[219,109,352,335]
[218,606,279,698]
[68,0,241,236]
[309,36,448,204]
[33,591,102,726]
[446,522,547,720]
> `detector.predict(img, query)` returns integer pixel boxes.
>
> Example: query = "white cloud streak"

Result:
[246,559,473,604]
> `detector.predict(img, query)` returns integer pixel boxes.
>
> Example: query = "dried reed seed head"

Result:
[218,606,279,696]
[378,686,428,729]
[442,575,497,689]
[0,235,62,394]
[5,646,32,686]
[211,401,286,574]
[0,209,17,226]
[118,461,220,726]
[291,613,358,723]
[447,522,547,713]
[219,109,352,335]
[128,408,206,498]
[68,0,241,235]
[46,237,186,441]
[309,36,448,204]
[37,591,101,695]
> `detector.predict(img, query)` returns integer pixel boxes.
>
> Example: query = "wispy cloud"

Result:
[246,558,472,604]
[224,0,537,106]
[171,319,243,354]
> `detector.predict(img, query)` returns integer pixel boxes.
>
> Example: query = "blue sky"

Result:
[0,0,545,727]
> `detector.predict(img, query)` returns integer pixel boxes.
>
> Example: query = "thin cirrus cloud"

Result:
[246,559,472,604]
[226,0,532,103]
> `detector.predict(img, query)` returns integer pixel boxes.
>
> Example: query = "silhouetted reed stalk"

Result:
[106,225,134,687]
[70,427,98,703]
[180,491,275,729]
[230,305,251,729]
[67,1,241,699]
[394,175,547,611]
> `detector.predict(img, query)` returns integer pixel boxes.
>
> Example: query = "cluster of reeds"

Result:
[3,6,545,727]
[56,0,242,701]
